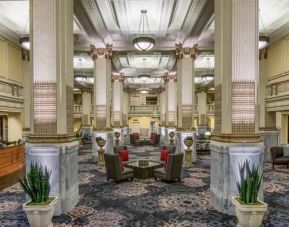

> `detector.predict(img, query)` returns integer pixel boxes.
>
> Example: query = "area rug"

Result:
[0,145,289,226]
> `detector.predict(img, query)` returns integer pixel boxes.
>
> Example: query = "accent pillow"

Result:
[283,147,289,156]
[119,150,129,161]
[160,150,169,161]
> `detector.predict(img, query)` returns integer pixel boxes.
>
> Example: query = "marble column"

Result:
[175,45,197,162]
[26,0,79,215]
[91,45,113,162]
[164,73,177,145]
[211,0,264,215]
[81,90,92,137]
[22,49,31,142]
[160,90,166,144]
[112,74,124,145]
[197,90,207,126]
[259,49,278,162]
[122,90,129,142]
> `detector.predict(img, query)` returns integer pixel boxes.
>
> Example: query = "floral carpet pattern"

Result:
[0,144,289,226]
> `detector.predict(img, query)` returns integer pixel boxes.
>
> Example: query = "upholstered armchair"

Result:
[270,147,289,169]
[154,153,183,181]
[104,153,134,182]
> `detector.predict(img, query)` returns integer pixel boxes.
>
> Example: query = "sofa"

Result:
[270,147,289,169]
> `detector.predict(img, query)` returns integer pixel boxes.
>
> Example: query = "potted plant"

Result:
[232,159,267,227]
[20,162,57,227]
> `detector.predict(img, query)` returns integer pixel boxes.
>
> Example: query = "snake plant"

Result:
[19,162,52,204]
[236,159,262,204]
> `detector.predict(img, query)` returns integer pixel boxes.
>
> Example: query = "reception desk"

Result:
[0,144,25,178]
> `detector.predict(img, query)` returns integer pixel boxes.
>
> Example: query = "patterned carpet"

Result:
[0,145,289,227]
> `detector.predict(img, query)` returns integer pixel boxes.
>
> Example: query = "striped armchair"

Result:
[154,153,183,182]
[104,153,134,182]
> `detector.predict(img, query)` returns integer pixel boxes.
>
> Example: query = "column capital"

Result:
[163,73,177,82]
[196,87,208,93]
[111,73,124,82]
[90,44,113,60]
[175,43,197,59]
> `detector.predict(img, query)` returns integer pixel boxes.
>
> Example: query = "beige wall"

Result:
[74,118,82,132]
[128,116,160,134]
[0,37,23,84]
[7,112,23,141]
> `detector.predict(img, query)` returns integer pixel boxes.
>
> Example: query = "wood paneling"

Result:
[0,144,25,178]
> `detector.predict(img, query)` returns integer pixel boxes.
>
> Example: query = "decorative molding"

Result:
[212,133,261,143]
[111,73,124,82]
[27,134,77,144]
[90,44,112,60]
[163,73,177,82]
[175,43,197,59]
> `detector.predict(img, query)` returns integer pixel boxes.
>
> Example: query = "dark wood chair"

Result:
[270,147,289,169]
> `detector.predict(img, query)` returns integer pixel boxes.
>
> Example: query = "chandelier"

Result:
[259,36,269,50]
[133,10,155,51]
[259,9,269,49]
[138,58,151,82]
[20,36,30,50]
[74,59,87,82]
[19,16,30,50]
[201,58,214,82]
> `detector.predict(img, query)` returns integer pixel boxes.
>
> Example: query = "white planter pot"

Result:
[232,196,267,227]
[23,197,58,227]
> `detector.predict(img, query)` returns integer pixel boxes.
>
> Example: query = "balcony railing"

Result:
[194,104,215,114]
[128,105,160,115]
[74,105,82,114]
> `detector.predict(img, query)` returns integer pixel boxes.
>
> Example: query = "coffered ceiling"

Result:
[1,0,289,88]
[74,0,214,51]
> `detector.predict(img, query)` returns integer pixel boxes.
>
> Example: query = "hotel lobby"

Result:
[0,0,289,226]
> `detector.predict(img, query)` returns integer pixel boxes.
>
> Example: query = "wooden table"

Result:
[124,160,163,179]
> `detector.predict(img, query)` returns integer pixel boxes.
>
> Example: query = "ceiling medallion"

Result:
[133,10,155,51]
[202,57,214,82]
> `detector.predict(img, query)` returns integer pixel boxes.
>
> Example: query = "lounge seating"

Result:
[113,145,126,154]
[104,153,134,182]
[154,153,183,181]
[270,147,289,169]
[164,145,176,154]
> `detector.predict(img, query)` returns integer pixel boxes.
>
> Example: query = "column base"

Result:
[160,126,166,145]
[22,128,30,142]
[92,130,113,162]
[81,125,92,137]
[25,140,80,215]
[259,128,279,162]
[210,140,264,215]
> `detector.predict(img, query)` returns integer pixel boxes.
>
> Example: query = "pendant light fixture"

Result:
[133,10,155,51]
[259,9,269,49]
[74,58,87,82]
[202,57,214,82]
[138,58,151,82]
[19,16,30,50]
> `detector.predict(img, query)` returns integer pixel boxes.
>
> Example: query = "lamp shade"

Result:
[19,37,30,50]
[133,37,155,51]
[259,36,269,49]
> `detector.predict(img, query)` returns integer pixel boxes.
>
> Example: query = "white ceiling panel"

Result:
[259,0,289,34]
